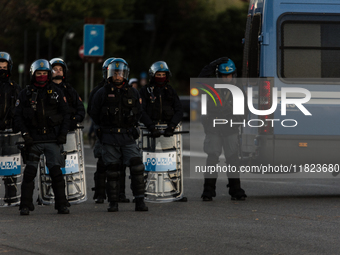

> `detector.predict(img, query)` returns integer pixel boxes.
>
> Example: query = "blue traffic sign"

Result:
[83,24,105,56]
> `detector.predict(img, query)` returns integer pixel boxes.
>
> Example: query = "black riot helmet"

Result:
[102,57,115,79]
[0,51,13,77]
[30,59,52,83]
[50,58,67,81]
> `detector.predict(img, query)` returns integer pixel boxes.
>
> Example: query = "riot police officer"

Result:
[88,57,130,204]
[139,61,183,138]
[0,52,21,205]
[50,58,85,131]
[199,57,247,201]
[128,78,139,90]
[14,59,70,215]
[89,58,147,212]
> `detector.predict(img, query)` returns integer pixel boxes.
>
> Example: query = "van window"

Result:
[279,15,340,79]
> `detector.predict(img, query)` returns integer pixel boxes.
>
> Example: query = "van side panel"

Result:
[242,0,340,165]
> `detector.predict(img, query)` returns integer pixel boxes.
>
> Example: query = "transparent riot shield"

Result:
[138,124,186,203]
[37,127,87,205]
[0,131,23,207]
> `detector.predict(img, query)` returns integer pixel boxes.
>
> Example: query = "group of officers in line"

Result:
[0,51,246,216]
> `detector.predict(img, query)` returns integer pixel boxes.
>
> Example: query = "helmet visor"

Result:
[107,62,129,80]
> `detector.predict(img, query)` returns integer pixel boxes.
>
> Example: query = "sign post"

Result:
[83,18,105,105]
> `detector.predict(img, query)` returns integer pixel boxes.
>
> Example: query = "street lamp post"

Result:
[61,32,75,61]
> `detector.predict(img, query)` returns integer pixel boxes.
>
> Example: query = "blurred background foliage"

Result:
[0,0,248,98]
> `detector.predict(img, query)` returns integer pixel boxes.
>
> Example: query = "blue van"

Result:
[241,0,340,165]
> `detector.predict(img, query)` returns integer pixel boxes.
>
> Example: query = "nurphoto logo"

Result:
[195,82,312,128]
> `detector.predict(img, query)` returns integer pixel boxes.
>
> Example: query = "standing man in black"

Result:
[199,57,247,201]
[89,58,147,212]
[139,61,183,138]
[49,58,85,131]
[87,57,113,204]
[0,52,22,205]
[88,57,130,204]
[14,59,70,215]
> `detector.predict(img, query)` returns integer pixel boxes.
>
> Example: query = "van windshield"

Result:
[279,15,340,79]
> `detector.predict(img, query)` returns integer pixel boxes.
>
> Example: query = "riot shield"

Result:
[0,131,23,207]
[37,127,87,205]
[138,124,185,203]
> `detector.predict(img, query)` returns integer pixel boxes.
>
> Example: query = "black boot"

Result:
[106,165,120,212]
[107,202,119,212]
[201,178,217,201]
[118,193,130,203]
[93,159,107,203]
[227,178,247,200]
[129,158,145,198]
[49,166,70,213]
[95,195,105,204]
[57,207,70,214]
[135,197,148,211]
[19,165,37,214]
[20,207,30,216]
[118,164,129,202]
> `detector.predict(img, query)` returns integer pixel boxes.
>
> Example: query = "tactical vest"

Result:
[100,85,139,128]
[145,84,175,122]
[22,84,63,129]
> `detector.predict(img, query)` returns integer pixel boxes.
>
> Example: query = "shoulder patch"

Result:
[47,90,52,94]
[15,99,20,107]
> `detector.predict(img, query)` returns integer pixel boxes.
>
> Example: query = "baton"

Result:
[16,140,58,145]
[146,130,189,137]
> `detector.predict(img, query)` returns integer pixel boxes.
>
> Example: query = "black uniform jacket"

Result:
[0,78,21,130]
[139,83,183,130]
[89,82,142,146]
[14,83,70,141]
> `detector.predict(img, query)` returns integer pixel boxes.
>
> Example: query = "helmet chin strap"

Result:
[114,81,126,88]
[114,81,124,86]
[107,77,125,87]
[52,75,63,80]
[0,69,9,79]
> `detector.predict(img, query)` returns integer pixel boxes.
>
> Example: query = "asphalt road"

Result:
[1,122,340,254]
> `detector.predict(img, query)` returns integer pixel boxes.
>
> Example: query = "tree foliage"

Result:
[1,0,248,97]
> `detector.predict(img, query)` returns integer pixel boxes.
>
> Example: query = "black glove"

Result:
[150,128,161,138]
[163,127,174,137]
[57,134,67,145]
[70,117,78,130]
[131,127,140,140]
[23,133,34,147]
[198,57,230,78]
